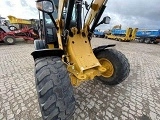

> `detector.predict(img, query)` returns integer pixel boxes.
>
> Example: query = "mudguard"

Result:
[31,49,64,60]
[93,44,116,54]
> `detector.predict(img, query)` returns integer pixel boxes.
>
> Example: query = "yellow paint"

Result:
[116,28,133,41]
[56,0,65,50]
[67,29,100,71]
[42,0,111,86]
[8,15,31,24]
[125,28,132,40]
[84,0,107,29]
[48,44,54,49]
[107,28,133,41]
[112,24,121,30]
[106,34,117,39]
[99,58,114,78]
[66,28,107,86]
[130,28,138,40]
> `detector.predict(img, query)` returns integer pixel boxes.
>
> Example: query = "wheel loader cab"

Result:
[39,0,77,48]
[43,13,58,47]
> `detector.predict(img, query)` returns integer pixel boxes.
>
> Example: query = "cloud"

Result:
[107,0,160,21]
[0,0,38,19]
[103,0,160,29]
[86,0,160,30]
[0,0,160,30]
[98,11,160,30]
[5,0,14,7]
[20,0,28,6]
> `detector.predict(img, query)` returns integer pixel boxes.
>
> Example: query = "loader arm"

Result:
[56,0,65,49]
[61,0,109,85]
[84,0,108,33]
[56,0,109,37]
[34,0,110,86]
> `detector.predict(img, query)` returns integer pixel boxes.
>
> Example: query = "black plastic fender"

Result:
[31,49,64,60]
[93,44,116,54]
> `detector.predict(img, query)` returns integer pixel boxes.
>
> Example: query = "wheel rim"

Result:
[145,39,150,43]
[99,58,114,78]
[7,38,14,43]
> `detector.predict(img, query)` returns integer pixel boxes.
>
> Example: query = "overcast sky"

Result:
[101,0,160,30]
[0,0,160,30]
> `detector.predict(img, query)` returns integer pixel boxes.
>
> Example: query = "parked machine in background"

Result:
[0,26,39,45]
[93,29,105,38]
[104,24,121,39]
[8,15,39,30]
[0,16,39,45]
[112,24,122,29]
[130,28,138,40]
[136,29,160,44]
[111,28,132,41]
[106,27,138,42]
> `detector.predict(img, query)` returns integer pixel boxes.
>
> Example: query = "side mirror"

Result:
[96,16,111,27]
[36,0,54,13]
[102,16,111,24]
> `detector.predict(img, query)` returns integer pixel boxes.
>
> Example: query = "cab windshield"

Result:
[45,1,77,26]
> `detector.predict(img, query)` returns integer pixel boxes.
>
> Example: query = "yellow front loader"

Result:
[31,0,130,119]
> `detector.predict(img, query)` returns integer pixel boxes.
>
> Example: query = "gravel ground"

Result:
[0,38,160,120]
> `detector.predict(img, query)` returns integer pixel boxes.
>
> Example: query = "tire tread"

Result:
[35,56,75,120]
[95,49,130,85]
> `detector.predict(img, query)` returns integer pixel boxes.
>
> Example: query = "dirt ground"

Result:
[0,38,160,120]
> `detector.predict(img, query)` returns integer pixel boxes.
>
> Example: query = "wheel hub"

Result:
[99,58,114,78]
[7,38,14,43]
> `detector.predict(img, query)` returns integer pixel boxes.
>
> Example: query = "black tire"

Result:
[4,36,16,45]
[35,57,75,120]
[119,39,123,42]
[139,38,144,43]
[8,26,18,31]
[95,49,130,85]
[34,40,47,50]
[105,36,108,39]
[115,38,119,41]
[102,35,105,38]
[153,41,159,44]
[144,38,151,44]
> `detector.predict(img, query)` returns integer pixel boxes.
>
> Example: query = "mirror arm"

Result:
[48,13,59,30]
[96,21,103,27]
[85,1,89,10]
